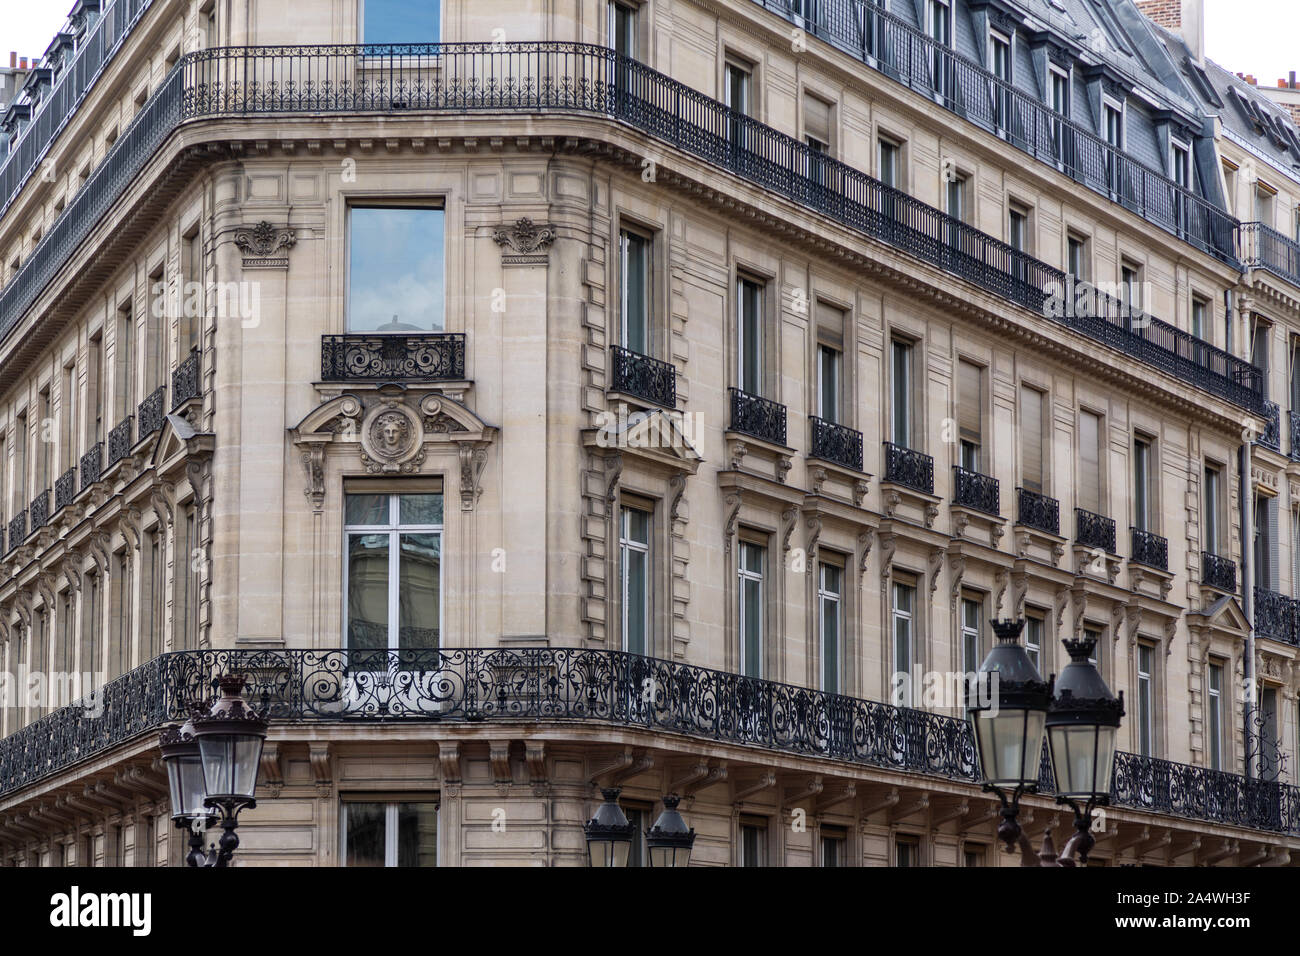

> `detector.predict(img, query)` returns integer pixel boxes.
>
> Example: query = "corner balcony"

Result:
[1242,221,1300,289]
[0,43,1263,418]
[609,345,676,408]
[321,333,466,383]
[728,387,787,446]
[2,648,1299,843]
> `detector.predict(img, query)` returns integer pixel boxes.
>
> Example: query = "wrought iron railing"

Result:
[321,333,466,382]
[610,345,676,408]
[1257,400,1281,452]
[1015,487,1059,536]
[953,466,998,516]
[1291,410,1300,462]
[28,490,49,532]
[728,387,788,446]
[1242,221,1300,289]
[5,511,24,553]
[751,0,1239,265]
[1,647,1299,838]
[0,43,1263,414]
[171,347,201,410]
[80,442,103,489]
[107,416,133,467]
[137,384,166,441]
[882,442,934,494]
[1201,552,1236,593]
[1130,528,1169,572]
[1076,508,1116,555]
[1253,586,1298,646]
[809,416,863,471]
[54,467,76,513]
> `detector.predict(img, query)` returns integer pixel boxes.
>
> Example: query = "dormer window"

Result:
[1170,140,1191,191]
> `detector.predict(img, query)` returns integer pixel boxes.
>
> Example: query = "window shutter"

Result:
[804,93,832,146]
[1021,386,1043,493]
[1079,411,1100,514]
[816,301,844,349]
[958,360,982,447]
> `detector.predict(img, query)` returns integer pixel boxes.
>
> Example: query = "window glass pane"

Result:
[363,0,440,43]
[398,533,441,651]
[396,803,439,867]
[742,578,762,675]
[625,507,650,545]
[739,280,763,394]
[399,493,444,526]
[345,803,386,867]
[348,207,446,332]
[345,493,389,527]
[348,534,389,650]
[622,231,650,354]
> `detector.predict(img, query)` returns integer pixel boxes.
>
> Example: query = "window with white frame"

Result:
[892,581,915,706]
[342,799,438,867]
[1137,642,1155,756]
[1207,660,1224,771]
[1084,626,1103,679]
[609,0,637,58]
[738,541,765,677]
[619,228,652,356]
[878,137,901,189]
[619,505,651,656]
[961,596,982,705]
[1170,140,1191,190]
[1133,436,1153,532]
[891,338,914,448]
[819,562,843,694]
[1024,614,1043,673]
[344,492,443,658]
[817,342,841,423]
[737,276,765,396]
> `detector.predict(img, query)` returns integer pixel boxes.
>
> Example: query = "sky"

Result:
[0,0,1297,92]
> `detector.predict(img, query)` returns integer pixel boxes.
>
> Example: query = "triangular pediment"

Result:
[1196,594,1250,635]
[583,408,703,472]
[152,413,214,478]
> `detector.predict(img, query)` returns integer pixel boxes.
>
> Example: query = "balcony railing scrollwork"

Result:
[107,416,133,468]
[137,385,166,441]
[1201,552,1236,593]
[321,333,467,382]
[1130,528,1169,572]
[54,468,76,513]
[882,442,934,495]
[728,387,788,446]
[6,512,25,553]
[952,466,999,516]
[1015,487,1059,536]
[1242,221,1300,289]
[1075,508,1116,555]
[1253,586,1298,646]
[172,348,201,410]
[809,416,863,471]
[29,491,49,533]
[80,443,103,490]
[1256,400,1281,452]
[1291,410,1300,463]
[610,345,676,408]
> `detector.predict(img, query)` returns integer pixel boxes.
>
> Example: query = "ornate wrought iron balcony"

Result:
[80,443,103,489]
[1,647,1298,840]
[172,347,201,410]
[107,416,133,468]
[5,511,24,553]
[54,467,76,513]
[1290,411,1300,463]
[0,43,1263,416]
[1131,528,1169,571]
[752,0,1239,266]
[137,385,166,441]
[728,387,787,446]
[321,333,466,382]
[882,442,934,494]
[610,345,676,408]
[1242,221,1300,288]
[28,490,49,532]
[1253,586,1298,646]
[1076,508,1116,555]
[1201,552,1237,593]
[1256,400,1281,452]
[809,416,863,471]
[1015,487,1059,536]
[953,466,999,516]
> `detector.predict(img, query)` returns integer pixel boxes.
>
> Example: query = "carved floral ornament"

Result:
[492,218,556,265]
[235,220,297,267]
[291,390,497,513]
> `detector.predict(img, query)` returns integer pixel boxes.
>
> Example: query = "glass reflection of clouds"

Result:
[348,207,446,333]
[361,0,441,44]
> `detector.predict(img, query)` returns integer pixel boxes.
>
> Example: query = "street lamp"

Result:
[583,787,635,867]
[645,794,695,867]
[158,674,267,867]
[969,618,1053,853]
[1046,635,1124,866]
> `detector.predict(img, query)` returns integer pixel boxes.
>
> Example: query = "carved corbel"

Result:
[808,467,828,496]
[491,218,556,265]
[928,548,945,597]
[857,529,875,582]
[117,509,143,553]
[780,507,798,563]
[149,481,176,532]
[309,742,332,797]
[852,478,870,508]
[668,473,687,524]
[260,742,284,798]
[948,548,967,610]
[723,492,742,554]
[806,516,823,565]
[490,741,513,790]
[300,442,327,513]
[87,532,112,576]
[439,742,462,784]
[604,452,623,505]
[878,532,897,589]
[525,742,547,786]
[11,592,31,631]
[458,441,489,512]
[61,555,83,595]
[994,568,1010,617]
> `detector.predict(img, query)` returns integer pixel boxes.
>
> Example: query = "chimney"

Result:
[8,52,14,69]
[1136,0,1205,64]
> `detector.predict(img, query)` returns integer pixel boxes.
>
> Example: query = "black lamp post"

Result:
[645,794,696,867]
[1045,635,1125,866]
[583,787,636,867]
[159,675,267,867]
[968,619,1053,854]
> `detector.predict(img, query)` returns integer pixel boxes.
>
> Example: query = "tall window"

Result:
[1254,492,1278,591]
[737,277,764,396]
[819,563,843,694]
[725,59,752,152]
[1207,661,1224,771]
[1020,385,1045,494]
[1204,464,1221,554]
[1078,410,1102,515]
[1049,67,1069,153]
[891,339,913,448]
[176,504,200,650]
[347,207,445,332]
[342,800,438,867]
[57,591,72,687]
[144,530,164,663]
[111,551,132,678]
[344,492,443,658]
[1255,185,1275,227]
[738,542,765,677]
[989,31,1011,130]
[619,506,650,656]
[87,332,104,445]
[1008,205,1028,253]
[61,361,78,472]
[1192,295,1207,341]
[895,836,919,867]
[115,301,135,421]
[957,360,983,471]
[1024,615,1043,672]
[816,342,841,423]
[1121,262,1142,320]
[181,227,202,354]
[1133,437,1152,532]
[81,571,100,679]
[820,826,846,867]
[878,138,900,189]
[146,266,166,395]
[609,0,637,58]
[1137,643,1155,756]
[37,388,51,493]
[803,92,833,158]
[1066,233,1089,281]
[1251,322,1270,393]
[1084,626,1103,679]
[739,816,768,866]
[892,581,915,706]
[13,410,26,511]
[360,0,440,43]
[619,229,652,355]
[1261,687,1280,780]
[946,173,966,222]
[1170,142,1191,190]
[928,0,952,98]
[961,597,982,703]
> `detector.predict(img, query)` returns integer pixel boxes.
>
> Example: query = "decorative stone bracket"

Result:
[492,217,556,266]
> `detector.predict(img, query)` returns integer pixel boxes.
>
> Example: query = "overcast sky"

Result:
[0,0,1297,94]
